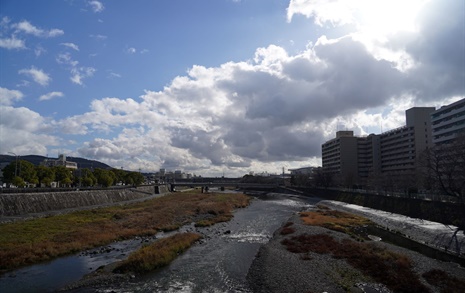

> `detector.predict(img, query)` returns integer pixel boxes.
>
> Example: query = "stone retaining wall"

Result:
[0,185,169,217]
[300,187,464,227]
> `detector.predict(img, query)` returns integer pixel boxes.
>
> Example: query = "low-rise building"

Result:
[41,154,78,170]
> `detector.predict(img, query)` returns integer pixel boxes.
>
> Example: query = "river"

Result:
[0,192,321,293]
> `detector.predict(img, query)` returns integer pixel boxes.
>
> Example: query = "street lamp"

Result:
[8,152,18,177]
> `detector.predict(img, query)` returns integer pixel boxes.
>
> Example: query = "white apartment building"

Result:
[41,154,78,170]
[431,98,465,145]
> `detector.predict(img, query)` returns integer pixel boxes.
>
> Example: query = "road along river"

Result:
[0,192,321,293]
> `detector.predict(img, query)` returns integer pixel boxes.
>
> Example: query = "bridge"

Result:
[168,181,280,191]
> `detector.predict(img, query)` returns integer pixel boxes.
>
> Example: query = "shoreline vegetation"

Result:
[0,190,250,274]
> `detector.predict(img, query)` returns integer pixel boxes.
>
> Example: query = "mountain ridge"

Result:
[0,154,112,170]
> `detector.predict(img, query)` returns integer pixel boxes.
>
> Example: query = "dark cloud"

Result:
[404,0,465,101]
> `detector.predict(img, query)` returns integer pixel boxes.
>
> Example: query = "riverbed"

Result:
[0,192,320,293]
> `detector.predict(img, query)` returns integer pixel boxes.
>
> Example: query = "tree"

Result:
[112,168,127,185]
[53,166,73,187]
[420,135,465,240]
[311,167,333,188]
[421,138,465,199]
[1,162,17,184]
[18,160,38,185]
[36,165,55,187]
[12,176,25,188]
[125,171,145,186]
[93,168,115,187]
[78,168,96,187]
[1,160,38,186]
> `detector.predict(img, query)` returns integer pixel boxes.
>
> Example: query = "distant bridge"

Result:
[169,181,280,190]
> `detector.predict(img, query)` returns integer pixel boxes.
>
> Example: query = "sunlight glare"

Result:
[356,0,428,35]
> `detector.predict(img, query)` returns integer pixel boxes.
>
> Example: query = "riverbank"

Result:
[0,191,250,274]
[247,201,465,293]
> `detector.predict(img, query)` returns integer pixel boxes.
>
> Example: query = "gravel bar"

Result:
[246,202,465,293]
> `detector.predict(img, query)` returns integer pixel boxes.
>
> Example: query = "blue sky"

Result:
[1,0,464,176]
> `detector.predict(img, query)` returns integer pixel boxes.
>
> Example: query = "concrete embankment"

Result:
[0,185,169,217]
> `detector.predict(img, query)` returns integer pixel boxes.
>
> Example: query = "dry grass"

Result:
[113,232,202,274]
[423,269,465,293]
[281,233,430,293]
[280,222,296,235]
[300,209,373,240]
[0,191,249,274]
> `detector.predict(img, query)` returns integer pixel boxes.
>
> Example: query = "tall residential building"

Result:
[431,98,465,145]
[321,130,359,182]
[357,134,381,178]
[379,107,434,174]
[321,107,434,185]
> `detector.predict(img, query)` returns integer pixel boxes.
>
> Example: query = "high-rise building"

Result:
[431,98,465,145]
[321,107,434,186]
[321,130,359,183]
[379,107,434,174]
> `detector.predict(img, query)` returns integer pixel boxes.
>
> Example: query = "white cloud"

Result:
[70,67,96,85]
[12,20,64,38]
[0,106,59,155]
[56,53,97,85]
[34,45,46,57]
[60,42,79,51]
[287,0,355,25]
[0,37,26,49]
[0,87,23,105]
[56,52,79,67]
[18,66,51,86]
[89,1,105,13]
[127,47,136,54]
[39,91,64,101]
[108,71,122,78]
[89,34,107,40]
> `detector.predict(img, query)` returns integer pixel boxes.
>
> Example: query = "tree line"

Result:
[2,160,145,188]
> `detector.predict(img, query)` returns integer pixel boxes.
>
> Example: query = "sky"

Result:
[0,0,464,177]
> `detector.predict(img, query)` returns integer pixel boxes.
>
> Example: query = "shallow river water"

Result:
[0,192,321,293]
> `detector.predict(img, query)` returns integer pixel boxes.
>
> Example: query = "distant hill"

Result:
[0,154,112,170]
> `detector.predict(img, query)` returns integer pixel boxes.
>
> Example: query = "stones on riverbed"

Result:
[80,245,118,257]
